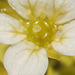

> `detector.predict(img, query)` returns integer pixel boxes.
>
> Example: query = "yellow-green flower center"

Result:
[23,18,58,47]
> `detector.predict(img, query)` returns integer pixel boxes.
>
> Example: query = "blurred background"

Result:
[0,0,75,75]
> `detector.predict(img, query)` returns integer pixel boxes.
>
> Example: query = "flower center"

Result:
[23,18,58,47]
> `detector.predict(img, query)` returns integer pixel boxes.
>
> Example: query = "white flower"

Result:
[0,0,75,75]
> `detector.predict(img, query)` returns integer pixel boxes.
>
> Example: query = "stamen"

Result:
[24,40,28,43]
[55,36,60,42]
[58,25,63,31]
[19,19,23,25]
[40,11,46,19]
[18,24,24,33]
[42,6,46,10]
[47,44,52,48]
[1,8,6,12]
[26,9,31,15]
[18,28,24,33]
[34,45,39,50]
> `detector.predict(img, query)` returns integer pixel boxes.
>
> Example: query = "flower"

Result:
[0,0,75,75]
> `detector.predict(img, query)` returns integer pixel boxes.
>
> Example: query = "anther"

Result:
[24,40,28,43]
[42,6,46,10]
[58,25,63,31]
[55,36,60,42]
[47,44,52,48]
[40,11,46,19]
[18,29,24,33]
[1,8,6,12]
[19,19,23,25]
[34,46,39,50]
[26,9,31,15]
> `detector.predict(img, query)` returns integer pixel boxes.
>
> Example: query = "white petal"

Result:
[52,21,75,56]
[46,0,75,24]
[8,0,75,22]
[46,0,55,19]
[8,0,47,19]
[34,0,47,18]
[3,41,48,75]
[0,13,26,44]
[55,0,75,24]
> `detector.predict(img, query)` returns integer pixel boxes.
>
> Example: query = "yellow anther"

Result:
[18,26,24,33]
[47,44,52,48]
[24,40,28,43]
[32,25,41,33]
[42,6,46,9]
[4,8,6,11]
[1,8,6,13]
[34,46,39,50]
[26,9,31,15]
[18,29,24,33]
[55,36,60,42]
[58,25,63,31]
[40,11,46,19]
[19,19,23,25]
